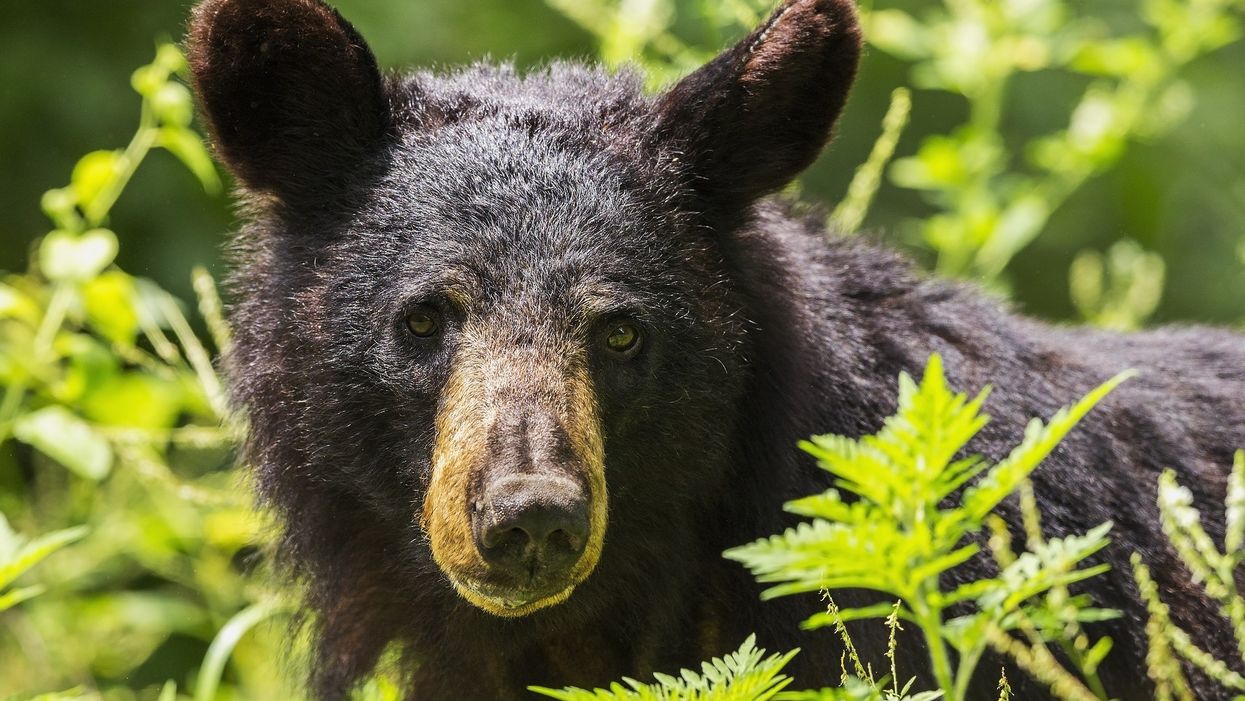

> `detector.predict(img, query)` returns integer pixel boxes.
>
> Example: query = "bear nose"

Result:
[473,473,589,578]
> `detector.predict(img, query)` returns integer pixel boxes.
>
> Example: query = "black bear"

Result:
[186,0,1245,698]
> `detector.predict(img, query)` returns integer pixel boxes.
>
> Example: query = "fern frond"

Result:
[530,636,797,701]
[961,370,1134,521]
[1132,554,1195,701]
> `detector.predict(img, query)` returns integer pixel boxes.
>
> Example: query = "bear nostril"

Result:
[546,528,582,555]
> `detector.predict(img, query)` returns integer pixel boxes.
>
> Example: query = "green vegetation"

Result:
[1,1,1243,700]
[0,45,283,701]
[1134,451,1245,699]
[728,356,1127,701]
[531,636,798,701]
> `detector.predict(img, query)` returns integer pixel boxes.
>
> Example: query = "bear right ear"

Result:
[653,0,862,210]
[187,0,388,201]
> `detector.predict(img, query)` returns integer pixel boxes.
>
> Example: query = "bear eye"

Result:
[604,322,642,357]
[405,307,441,338]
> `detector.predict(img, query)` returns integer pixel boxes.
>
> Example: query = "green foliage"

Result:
[778,598,943,701]
[830,88,913,236]
[726,355,1128,700]
[0,45,286,701]
[0,512,86,613]
[544,0,771,87]
[1133,451,1245,700]
[875,0,1242,292]
[531,635,798,701]
[1069,240,1166,332]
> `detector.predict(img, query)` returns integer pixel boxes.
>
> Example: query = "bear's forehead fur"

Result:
[360,67,692,306]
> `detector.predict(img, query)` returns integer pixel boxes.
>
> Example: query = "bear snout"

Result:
[472,472,591,585]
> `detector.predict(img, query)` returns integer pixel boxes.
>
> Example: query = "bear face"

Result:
[321,114,752,616]
[188,0,859,625]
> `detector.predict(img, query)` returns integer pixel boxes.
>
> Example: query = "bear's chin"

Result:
[450,575,579,618]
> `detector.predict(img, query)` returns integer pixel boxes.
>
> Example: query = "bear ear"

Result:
[186,0,388,201]
[654,0,862,208]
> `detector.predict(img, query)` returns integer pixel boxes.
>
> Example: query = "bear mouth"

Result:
[451,575,578,617]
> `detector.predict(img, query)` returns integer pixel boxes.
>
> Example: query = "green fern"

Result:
[1135,450,1245,698]
[726,355,1131,700]
[529,635,797,701]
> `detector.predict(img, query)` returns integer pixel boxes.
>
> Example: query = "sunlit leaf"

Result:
[131,64,167,98]
[39,228,120,283]
[0,282,40,324]
[70,150,123,215]
[159,126,222,193]
[83,270,140,345]
[13,406,113,480]
[531,635,797,701]
[152,82,194,127]
[0,521,88,592]
[80,372,183,429]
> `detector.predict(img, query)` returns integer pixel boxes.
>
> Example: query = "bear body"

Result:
[186,0,1245,698]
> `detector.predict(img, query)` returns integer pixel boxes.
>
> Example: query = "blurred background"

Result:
[1,0,1242,699]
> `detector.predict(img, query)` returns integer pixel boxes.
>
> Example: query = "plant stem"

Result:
[85,101,158,226]
[914,600,957,698]
[157,292,228,419]
[953,640,988,701]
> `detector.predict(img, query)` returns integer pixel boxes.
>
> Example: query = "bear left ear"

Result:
[654,0,862,208]
[187,0,388,202]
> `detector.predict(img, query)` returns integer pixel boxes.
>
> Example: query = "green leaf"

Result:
[83,270,140,345]
[155,43,188,74]
[1225,451,1245,557]
[131,64,167,98]
[40,187,81,230]
[0,522,88,592]
[70,150,123,215]
[159,127,222,194]
[195,601,287,701]
[0,282,41,324]
[51,333,120,404]
[801,602,914,630]
[40,228,120,283]
[0,584,45,613]
[865,10,931,61]
[1069,37,1160,78]
[961,370,1135,520]
[152,83,194,126]
[81,372,183,429]
[12,406,113,480]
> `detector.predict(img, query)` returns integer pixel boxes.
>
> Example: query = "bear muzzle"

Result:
[471,472,591,593]
[422,345,608,617]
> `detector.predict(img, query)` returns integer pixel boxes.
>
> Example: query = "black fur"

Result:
[187,0,1245,698]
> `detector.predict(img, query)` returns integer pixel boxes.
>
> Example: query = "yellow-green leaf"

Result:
[70,150,123,214]
[83,270,140,345]
[40,228,119,283]
[12,406,113,480]
[160,127,222,194]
